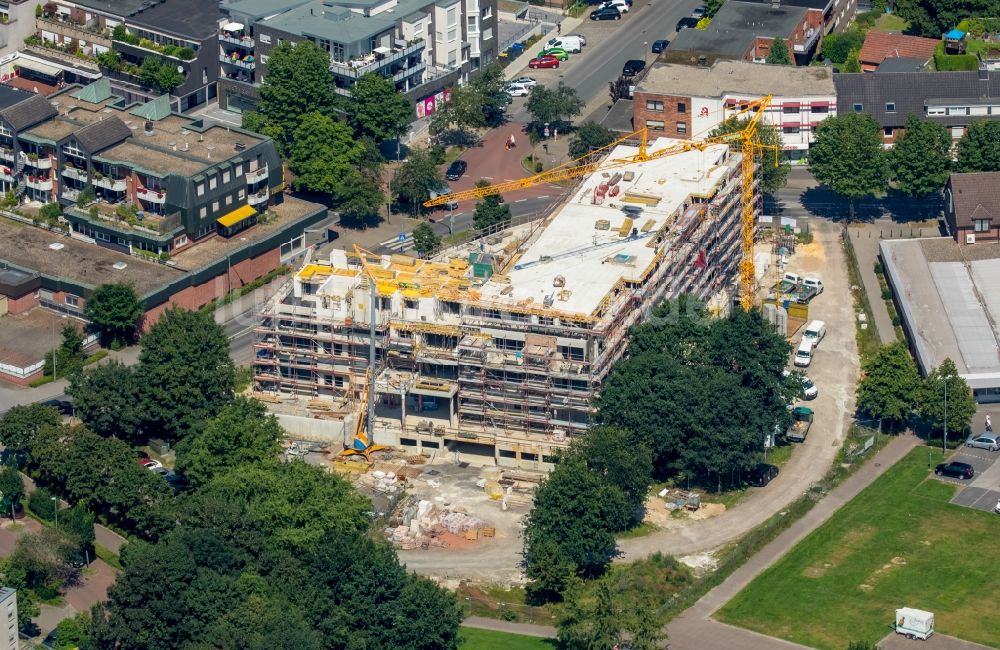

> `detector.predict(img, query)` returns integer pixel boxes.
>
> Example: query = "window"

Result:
[783,126,800,134]
[947,106,969,116]
[448,49,457,66]
[331,42,345,63]
[883,127,893,137]
[235,165,243,177]
[65,295,79,307]
[677,102,686,113]
[199,206,207,218]
[483,27,493,41]
[974,219,991,232]
[222,170,231,183]
[853,103,863,113]
[436,30,443,42]
[885,102,895,113]
[645,119,664,130]
[467,16,478,33]
[225,195,233,206]
[259,33,271,44]
[646,100,663,111]
[212,200,219,211]
[448,27,457,42]
[447,6,457,26]
[783,106,800,114]
[260,54,269,64]
[238,188,245,199]
[175,234,187,246]
[483,5,492,18]
[676,122,687,135]
[811,105,829,114]
[196,183,204,196]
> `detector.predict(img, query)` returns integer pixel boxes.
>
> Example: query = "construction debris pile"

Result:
[384,497,494,550]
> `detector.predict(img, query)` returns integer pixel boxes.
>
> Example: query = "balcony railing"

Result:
[330,40,424,79]
[245,165,268,184]
[26,157,53,170]
[0,149,13,162]
[393,61,426,82]
[248,190,268,206]
[793,27,821,53]
[26,177,53,191]
[137,187,166,203]
[220,33,254,48]
[36,17,112,48]
[61,188,80,201]
[0,169,12,182]
[220,53,255,69]
[94,176,126,191]
[62,166,86,181]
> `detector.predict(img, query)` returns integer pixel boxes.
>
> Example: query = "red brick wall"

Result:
[50,290,85,313]
[141,246,281,327]
[632,92,692,139]
[6,292,38,315]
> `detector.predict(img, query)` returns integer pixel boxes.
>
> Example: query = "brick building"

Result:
[632,61,836,162]
[857,31,938,72]
[945,172,1000,246]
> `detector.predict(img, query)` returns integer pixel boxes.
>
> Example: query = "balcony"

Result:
[793,27,821,54]
[62,166,86,181]
[220,33,254,48]
[0,148,13,162]
[36,17,112,49]
[393,61,426,82]
[94,176,126,191]
[220,53,255,70]
[137,186,166,203]
[248,190,268,206]
[330,40,424,79]
[26,176,53,191]
[61,188,80,202]
[26,156,53,170]
[0,168,12,182]
[245,165,268,184]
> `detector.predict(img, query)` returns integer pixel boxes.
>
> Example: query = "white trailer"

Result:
[894,607,934,640]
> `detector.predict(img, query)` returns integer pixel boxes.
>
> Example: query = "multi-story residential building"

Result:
[218,0,498,114]
[0,0,39,57]
[0,588,15,650]
[945,172,1000,246]
[34,0,220,111]
[664,0,833,67]
[253,139,752,467]
[834,69,1000,146]
[742,0,857,35]
[0,78,283,254]
[632,61,836,162]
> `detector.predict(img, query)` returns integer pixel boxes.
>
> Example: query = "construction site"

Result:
[251,131,757,470]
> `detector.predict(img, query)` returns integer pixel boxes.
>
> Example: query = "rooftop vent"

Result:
[144,121,154,136]
[234,141,246,152]
[48,242,65,251]
[113,261,128,270]
[698,55,708,67]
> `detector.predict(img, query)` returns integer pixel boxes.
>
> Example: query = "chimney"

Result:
[698,55,708,67]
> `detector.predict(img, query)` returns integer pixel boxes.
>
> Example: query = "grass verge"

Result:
[459,627,556,649]
[717,447,1000,649]
[95,543,123,571]
[842,227,880,361]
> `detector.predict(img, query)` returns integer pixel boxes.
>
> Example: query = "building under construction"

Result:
[252,138,754,469]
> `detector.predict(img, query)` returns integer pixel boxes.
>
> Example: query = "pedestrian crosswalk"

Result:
[378,233,414,252]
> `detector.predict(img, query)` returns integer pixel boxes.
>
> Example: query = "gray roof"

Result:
[666,0,808,59]
[834,71,1000,128]
[0,95,57,131]
[601,99,634,133]
[75,116,133,153]
[638,60,834,97]
[0,85,34,111]
[262,0,430,44]
[68,0,150,17]
[741,0,829,7]
[874,57,928,73]
[127,0,222,40]
[222,0,313,21]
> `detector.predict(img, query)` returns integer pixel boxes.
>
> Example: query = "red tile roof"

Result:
[859,31,939,66]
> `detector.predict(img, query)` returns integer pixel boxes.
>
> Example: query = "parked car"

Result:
[676,16,698,31]
[935,461,974,479]
[40,399,73,415]
[446,160,467,181]
[546,36,584,52]
[591,6,622,20]
[507,82,531,97]
[784,370,818,400]
[747,463,779,487]
[134,449,150,460]
[794,339,814,367]
[692,5,706,18]
[802,320,826,346]
[536,47,569,61]
[651,39,670,53]
[140,458,163,470]
[564,33,587,45]
[601,0,630,13]
[802,276,824,294]
[966,433,1000,451]
[786,406,813,442]
[528,55,561,68]
[512,76,537,87]
[622,59,646,76]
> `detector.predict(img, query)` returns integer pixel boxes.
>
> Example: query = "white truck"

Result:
[893,607,934,640]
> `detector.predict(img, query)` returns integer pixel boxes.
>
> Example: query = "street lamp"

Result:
[51,496,58,526]
[942,380,948,454]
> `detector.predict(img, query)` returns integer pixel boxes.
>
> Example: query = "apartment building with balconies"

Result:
[218,0,497,115]
[0,0,39,57]
[33,0,220,112]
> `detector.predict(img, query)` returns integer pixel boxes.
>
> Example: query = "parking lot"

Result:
[932,438,1000,512]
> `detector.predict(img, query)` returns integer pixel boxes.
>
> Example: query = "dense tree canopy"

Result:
[347,73,412,143]
[0,403,61,456]
[472,184,511,231]
[893,0,995,38]
[411,222,441,257]
[956,120,1000,173]
[856,341,920,425]
[809,113,888,219]
[137,307,235,441]
[289,112,370,198]
[917,358,976,439]
[390,148,443,214]
[68,361,144,442]
[766,38,791,65]
[526,83,584,133]
[891,115,953,197]
[84,283,144,346]
[568,122,616,160]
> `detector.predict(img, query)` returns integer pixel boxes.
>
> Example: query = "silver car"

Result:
[966,433,1000,451]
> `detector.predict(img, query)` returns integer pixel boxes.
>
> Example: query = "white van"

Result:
[783,272,801,286]
[802,276,824,294]
[546,36,583,53]
[794,339,814,367]
[803,320,826,346]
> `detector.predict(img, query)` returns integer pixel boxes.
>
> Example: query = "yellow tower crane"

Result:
[425,96,777,310]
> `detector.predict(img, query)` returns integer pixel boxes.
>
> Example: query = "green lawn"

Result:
[717,447,1000,649]
[459,627,556,649]
[875,13,909,32]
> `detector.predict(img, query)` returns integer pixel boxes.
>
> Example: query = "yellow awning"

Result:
[216,204,256,228]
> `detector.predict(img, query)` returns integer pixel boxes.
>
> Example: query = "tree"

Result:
[0,403,60,455]
[766,37,791,65]
[468,63,512,127]
[710,116,789,195]
[472,180,511,231]
[576,426,651,526]
[84,283,144,346]
[338,169,386,228]
[856,341,920,425]
[67,361,145,442]
[154,65,184,93]
[568,122,615,160]
[176,397,284,488]
[17,590,39,637]
[288,112,369,199]
[526,83,584,134]
[843,48,862,73]
[137,307,235,441]
[893,0,994,37]
[411,223,441,257]
[524,537,576,604]
[917,358,976,440]
[54,612,92,650]
[60,502,96,557]
[957,121,1000,173]
[891,115,952,197]
[809,113,888,220]
[429,84,487,137]
[347,73,412,143]
[28,486,57,520]
[45,323,86,379]
[820,30,865,64]
[248,40,337,154]
[0,465,25,513]
[557,582,625,650]
[390,148,443,215]
[5,528,79,594]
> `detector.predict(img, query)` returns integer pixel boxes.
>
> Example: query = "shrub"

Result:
[534,161,543,173]
[934,53,978,71]
[881,288,892,300]
[176,47,195,60]
[38,202,61,220]
[28,487,56,521]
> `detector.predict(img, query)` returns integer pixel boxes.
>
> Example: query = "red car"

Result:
[528,55,560,69]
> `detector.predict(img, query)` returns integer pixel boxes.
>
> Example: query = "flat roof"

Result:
[0,216,182,296]
[638,60,835,98]
[0,84,33,110]
[222,0,313,21]
[123,0,221,39]
[262,0,429,43]
[667,0,808,58]
[880,238,1000,387]
[476,138,733,316]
